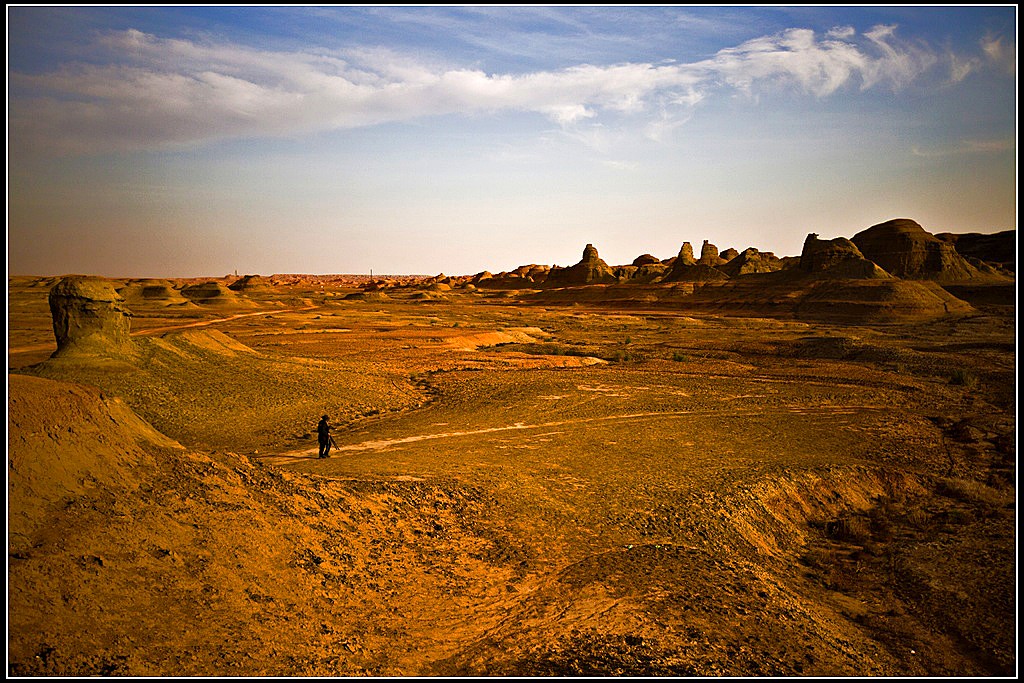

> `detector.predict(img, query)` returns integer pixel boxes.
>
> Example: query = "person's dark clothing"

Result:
[317,417,332,458]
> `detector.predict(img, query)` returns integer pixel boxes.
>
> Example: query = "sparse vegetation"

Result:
[825,515,871,543]
[948,367,977,387]
[935,476,1010,508]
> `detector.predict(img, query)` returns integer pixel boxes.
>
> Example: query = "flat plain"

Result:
[6,268,1016,676]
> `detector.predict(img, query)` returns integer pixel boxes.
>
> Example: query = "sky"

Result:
[6,5,1018,278]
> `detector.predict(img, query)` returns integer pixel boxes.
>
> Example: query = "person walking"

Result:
[317,415,333,458]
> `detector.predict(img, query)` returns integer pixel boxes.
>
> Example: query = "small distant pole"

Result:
[370,268,373,278]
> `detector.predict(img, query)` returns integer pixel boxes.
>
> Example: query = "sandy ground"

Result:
[6,276,1017,676]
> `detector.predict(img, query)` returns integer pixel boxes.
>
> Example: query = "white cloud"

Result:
[697,28,867,97]
[946,52,980,84]
[9,24,964,155]
[826,26,856,40]
[860,24,937,90]
[543,104,596,125]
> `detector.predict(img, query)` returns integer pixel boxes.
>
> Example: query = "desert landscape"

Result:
[7,218,1016,676]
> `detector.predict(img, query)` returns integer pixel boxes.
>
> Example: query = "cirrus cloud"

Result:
[8,24,987,156]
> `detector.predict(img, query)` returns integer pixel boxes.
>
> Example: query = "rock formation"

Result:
[513,264,551,281]
[471,271,494,284]
[698,240,727,266]
[665,263,730,282]
[614,266,638,281]
[228,274,272,291]
[473,264,550,288]
[719,248,740,262]
[544,244,617,286]
[181,281,243,305]
[632,254,661,267]
[343,291,391,302]
[799,234,891,279]
[935,230,1015,273]
[48,276,137,359]
[719,248,783,277]
[117,279,192,307]
[630,262,669,283]
[676,242,696,266]
[661,240,727,282]
[655,262,729,282]
[796,279,973,322]
[851,219,981,282]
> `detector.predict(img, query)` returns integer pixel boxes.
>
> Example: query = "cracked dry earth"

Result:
[7,278,1017,676]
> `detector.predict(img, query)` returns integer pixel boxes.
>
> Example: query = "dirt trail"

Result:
[256,404,885,465]
[131,305,317,335]
[7,306,317,355]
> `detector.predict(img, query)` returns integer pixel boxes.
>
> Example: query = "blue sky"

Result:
[7,6,1017,278]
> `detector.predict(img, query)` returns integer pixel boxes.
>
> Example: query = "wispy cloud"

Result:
[601,159,640,171]
[696,25,937,97]
[911,138,1016,157]
[940,33,1015,85]
[8,23,988,156]
[980,35,1016,75]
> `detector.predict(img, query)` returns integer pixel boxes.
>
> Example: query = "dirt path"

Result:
[255,404,884,466]
[130,306,317,335]
[7,306,318,356]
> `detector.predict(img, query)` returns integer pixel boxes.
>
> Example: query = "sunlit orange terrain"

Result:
[7,222,1016,675]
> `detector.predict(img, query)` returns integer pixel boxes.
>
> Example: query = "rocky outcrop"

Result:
[675,242,696,266]
[545,244,617,286]
[117,279,192,307]
[48,276,137,359]
[796,279,973,322]
[662,240,720,282]
[474,264,551,288]
[631,263,669,283]
[719,248,783,277]
[181,281,245,305]
[698,240,727,266]
[513,264,551,281]
[779,256,803,271]
[799,234,891,279]
[719,248,739,262]
[228,274,272,292]
[799,234,862,272]
[851,219,981,282]
[935,230,1015,273]
[343,291,391,302]
[632,254,661,267]
[662,263,729,283]
[615,261,668,283]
